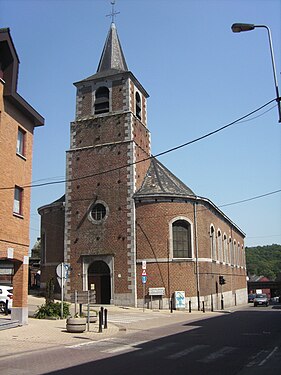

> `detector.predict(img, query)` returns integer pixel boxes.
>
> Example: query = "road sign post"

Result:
[142,262,147,312]
[56,263,70,319]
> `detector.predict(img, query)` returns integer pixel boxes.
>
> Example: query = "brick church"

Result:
[39,21,247,310]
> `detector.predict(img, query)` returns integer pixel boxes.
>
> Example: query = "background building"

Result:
[39,21,247,310]
[0,28,44,324]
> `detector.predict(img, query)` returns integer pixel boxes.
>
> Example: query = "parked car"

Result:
[0,285,13,313]
[253,293,269,307]
[248,294,256,303]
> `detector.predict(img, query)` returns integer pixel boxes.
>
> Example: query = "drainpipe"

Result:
[194,201,200,311]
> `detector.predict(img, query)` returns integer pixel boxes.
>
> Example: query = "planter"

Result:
[86,313,98,323]
[86,314,98,323]
[66,317,86,333]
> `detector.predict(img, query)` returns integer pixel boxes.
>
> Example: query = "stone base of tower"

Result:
[114,293,136,307]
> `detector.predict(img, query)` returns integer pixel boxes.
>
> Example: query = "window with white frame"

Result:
[210,225,216,260]
[241,244,245,267]
[233,240,237,266]
[223,234,228,263]
[13,186,23,215]
[172,220,192,258]
[17,127,26,156]
[237,242,241,266]
[229,237,233,265]
[217,230,222,262]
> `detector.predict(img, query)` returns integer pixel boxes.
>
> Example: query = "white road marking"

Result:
[67,337,117,349]
[137,342,177,356]
[246,350,269,367]
[102,341,146,354]
[167,344,209,359]
[258,346,279,366]
[199,346,236,363]
[108,313,163,324]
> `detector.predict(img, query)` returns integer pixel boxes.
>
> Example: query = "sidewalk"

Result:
[0,295,238,359]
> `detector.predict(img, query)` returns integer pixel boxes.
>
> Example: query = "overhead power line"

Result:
[0,97,277,191]
[219,189,281,207]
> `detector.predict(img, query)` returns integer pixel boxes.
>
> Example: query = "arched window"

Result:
[223,234,228,263]
[210,225,216,260]
[229,237,233,265]
[241,244,245,267]
[233,240,237,266]
[94,86,109,114]
[217,230,222,262]
[172,220,192,258]
[135,91,141,120]
[237,242,241,266]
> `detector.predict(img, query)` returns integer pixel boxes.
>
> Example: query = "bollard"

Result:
[100,306,104,325]
[170,299,173,313]
[5,300,8,315]
[79,303,82,317]
[189,300,191,313]
[104,308,108,329]
[202,301,205,313]
[98,311,103,333]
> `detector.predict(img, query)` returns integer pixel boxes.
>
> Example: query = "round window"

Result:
[90,203,106,222]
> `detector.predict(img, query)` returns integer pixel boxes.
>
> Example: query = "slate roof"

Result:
[80,22,128,83]
[134,158,195,199]
[97,22,128,73]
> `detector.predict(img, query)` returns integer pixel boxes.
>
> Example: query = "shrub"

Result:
[34,301,70,319]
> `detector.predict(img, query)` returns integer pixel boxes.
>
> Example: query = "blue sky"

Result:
[1,0,280,250]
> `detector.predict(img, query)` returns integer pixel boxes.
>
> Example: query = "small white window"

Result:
[17,128,25,156]
[14,186,23,215]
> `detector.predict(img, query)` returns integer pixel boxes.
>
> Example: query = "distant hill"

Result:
[245,244,281,281]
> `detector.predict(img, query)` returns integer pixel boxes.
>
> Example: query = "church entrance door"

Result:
[88,261,111,304]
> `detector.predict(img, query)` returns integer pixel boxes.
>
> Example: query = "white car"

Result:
[0,285,13,313]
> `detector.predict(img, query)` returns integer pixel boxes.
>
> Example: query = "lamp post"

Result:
[231,23,281,123]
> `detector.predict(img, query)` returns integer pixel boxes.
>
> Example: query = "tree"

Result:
[245,244,281,280]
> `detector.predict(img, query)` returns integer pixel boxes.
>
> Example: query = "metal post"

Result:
[189,300,191,313]
[74,290,77,317]
[221,286,224,310]
[61,262,64,319]
[142,282,145,312]
[87,291,90,332]
[100,306,104,325]
[258,25,281,123]
[98,311,102,333]
[104,308,108,329]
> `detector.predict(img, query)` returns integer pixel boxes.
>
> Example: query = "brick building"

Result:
[39,22,247,310]
[0,28,44,324]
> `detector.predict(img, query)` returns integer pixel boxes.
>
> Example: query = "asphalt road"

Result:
[2,305,281,375]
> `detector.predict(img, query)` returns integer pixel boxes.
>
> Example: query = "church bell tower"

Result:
[64,20,150,306]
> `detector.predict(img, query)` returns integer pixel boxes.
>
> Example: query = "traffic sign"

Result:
[56,263,69,279]
[142,275,147,284]
[142,261,146,270]
[142,270,146,276]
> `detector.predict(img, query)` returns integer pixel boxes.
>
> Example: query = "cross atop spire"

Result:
[106,0,120,24]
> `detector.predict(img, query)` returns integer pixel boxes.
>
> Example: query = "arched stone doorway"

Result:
[88,260,111,304]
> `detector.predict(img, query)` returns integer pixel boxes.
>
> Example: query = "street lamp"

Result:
[231,23,281,123]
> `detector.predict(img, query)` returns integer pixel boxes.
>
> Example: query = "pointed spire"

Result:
[97,22,128,73]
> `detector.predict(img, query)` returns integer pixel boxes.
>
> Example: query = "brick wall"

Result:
[135,198,247,307]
